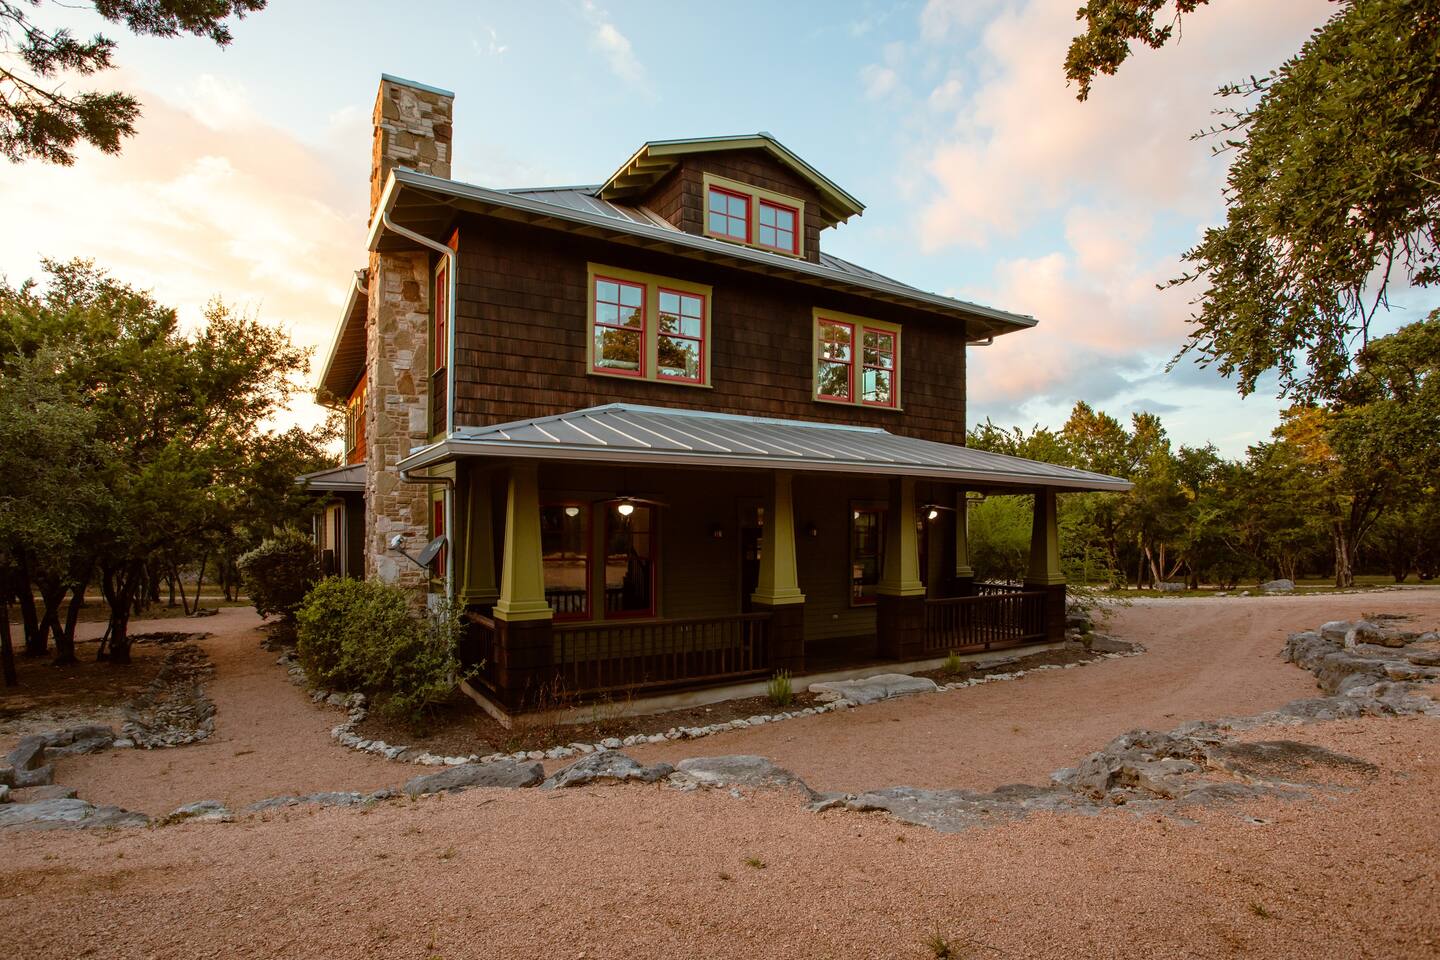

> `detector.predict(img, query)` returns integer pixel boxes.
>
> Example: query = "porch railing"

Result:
[975,581,1027,597]
[923,588,1047,654]
[555,613,771,696]
[462,611,500,691]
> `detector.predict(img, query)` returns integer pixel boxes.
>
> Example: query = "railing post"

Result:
[1025,489,1066,645]
[952,489,976,597]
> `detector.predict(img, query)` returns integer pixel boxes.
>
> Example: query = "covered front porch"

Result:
[401,405,1128,713]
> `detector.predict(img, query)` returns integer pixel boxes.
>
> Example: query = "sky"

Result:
[3,0,1425,457]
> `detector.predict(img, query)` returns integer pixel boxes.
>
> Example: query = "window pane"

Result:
[680,295,702,318]
[708,189,726,213]
[821,339,851,361]
[619,305,643,328]
[658,310,679,334]
[658,336,700,379]
[659,290,680,315]
[759,204,776,227]
[596,302,619,327]
[864,368,892,404]
[596,280,618,303]
[820,320,852,346]
[605,504,653,616]
[678,315,701,338]
[619,283,642,308]
[775,208,795,231]
[759,224,776,247]
[542,505,588,617]
[595,327,641,370]
[709,211,729,234]
[818,360,850,398]
[727,194,746,217]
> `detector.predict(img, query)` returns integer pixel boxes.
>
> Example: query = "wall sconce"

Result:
[710,523,725,539]
[805,523,819,538]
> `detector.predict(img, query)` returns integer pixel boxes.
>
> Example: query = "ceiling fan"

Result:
[592,494,668,516]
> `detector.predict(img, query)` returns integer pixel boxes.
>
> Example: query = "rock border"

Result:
[279,636,1147,768]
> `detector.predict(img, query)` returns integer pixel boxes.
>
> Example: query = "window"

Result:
[592,276,646,376]
[587,264,712,387]
[816,318,854,401]
[541,504,590,620]
[850,506,885,605]
[657,288,705,382]
[813,309,901,409]
[707,186,749,242]
[604,503,655,618]
[758,200,798,254]
[431,496,447,580]
[344,377,366,464]
[701,174,806,257]
[433,262,448,373]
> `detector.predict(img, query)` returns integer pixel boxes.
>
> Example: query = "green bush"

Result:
[237,530,319,623]
[766,669,793,708]
[294,577,464,725]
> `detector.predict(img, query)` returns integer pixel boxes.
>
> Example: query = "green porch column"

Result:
[751,470,805,673]
[493,462,553,711]
[877,475,926,659]
[1025,488,1066,643]
[458,464,499,609]
[954,488,975,596]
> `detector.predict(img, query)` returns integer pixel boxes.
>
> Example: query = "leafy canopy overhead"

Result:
[1066,0,1440,401]
[0,0,266,165]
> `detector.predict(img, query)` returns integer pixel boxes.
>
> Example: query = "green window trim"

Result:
[811,308,902,410]
[701,172,807,259]
[586,263,713,388]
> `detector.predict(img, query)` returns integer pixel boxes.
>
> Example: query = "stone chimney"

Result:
[364,75,454,585]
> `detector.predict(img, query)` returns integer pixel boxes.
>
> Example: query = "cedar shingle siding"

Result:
[452,217,967,444]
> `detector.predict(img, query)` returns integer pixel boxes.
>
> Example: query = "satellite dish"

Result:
[416,535,447,568]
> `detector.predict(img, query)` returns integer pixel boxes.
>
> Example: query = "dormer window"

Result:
[701,173,806,258]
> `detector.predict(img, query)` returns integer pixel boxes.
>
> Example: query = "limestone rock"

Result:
[166,800,234,823]
[6,735,47,772]
[245,790,395,812]
[1156,581,1186,593]
[0,784,9,803]
[1204,740,1376,784]
[808,673,938,705]
[0,798,149,831]
[402,759,544,795]
[12,784,78,802]
[542,752,674,790]
[674,755,811,794]
[1259,579,1295,594]
[0,764,13,788]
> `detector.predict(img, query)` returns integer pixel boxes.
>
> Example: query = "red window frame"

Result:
[542,502,591,621]
[757,199,799,254]
[591,275,646,378]
[706,186,751,243]
[816,317,856,402]
[603,503,657,620]
[431,498,446,579]
[433,262,448,374]
[656,287,706,384]
[860,326,899,408]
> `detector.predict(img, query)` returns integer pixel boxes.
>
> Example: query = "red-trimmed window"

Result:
[592,276,645,376]
[433,263,448,373]
[431,498,447,579]
[816,318,855,401]
[850,506,885,605]
[707,186,750,242]
[861,327,898,407]
[344,376,367,465]
[657,288,705,382]
[758,199,798,254]
[604,503,655,618]
[542,503,590,620]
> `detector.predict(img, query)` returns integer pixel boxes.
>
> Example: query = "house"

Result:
[304,74,1130,716]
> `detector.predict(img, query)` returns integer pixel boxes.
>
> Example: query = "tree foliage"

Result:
[1067,0,1440,401]
[0,0,266,164]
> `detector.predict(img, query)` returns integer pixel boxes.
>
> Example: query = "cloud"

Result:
[860,64,900,101]
[581,1,647,87]
[0,79,369,430]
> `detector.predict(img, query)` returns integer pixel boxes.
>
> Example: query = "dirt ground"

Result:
[2,592,1438,958]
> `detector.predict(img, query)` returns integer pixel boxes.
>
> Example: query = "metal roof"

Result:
[370,168,1036,339]
[397,404,1132,493]
[299,463,365,492]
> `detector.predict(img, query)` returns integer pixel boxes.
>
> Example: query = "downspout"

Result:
[381,211,459,599]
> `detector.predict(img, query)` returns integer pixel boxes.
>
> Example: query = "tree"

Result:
[1,0,266,165]
[1067,0,1440,401]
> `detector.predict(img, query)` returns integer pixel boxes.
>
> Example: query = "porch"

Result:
[401,404,1127,713]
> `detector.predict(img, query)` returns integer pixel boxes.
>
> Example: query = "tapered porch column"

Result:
[953,489,975,596]
[751,470,805,673]
[1025,488,1066,643]
[458,464,499,609]
[493,462,553,709]
[877,475,926,660]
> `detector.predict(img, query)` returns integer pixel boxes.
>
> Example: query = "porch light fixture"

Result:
[564,505,581,518]
[806,523,819,538]
[710,523,725,539]
[927,507,939,520]
[616,501,636,517]
[921,503,955,520]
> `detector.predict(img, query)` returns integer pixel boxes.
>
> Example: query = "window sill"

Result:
[813,395,903,413]
[589,369,713,389]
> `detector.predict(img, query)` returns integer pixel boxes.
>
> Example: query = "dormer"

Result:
[596,134,864,264]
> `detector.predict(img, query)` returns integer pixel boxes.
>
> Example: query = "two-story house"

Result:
[304,75,1129,716]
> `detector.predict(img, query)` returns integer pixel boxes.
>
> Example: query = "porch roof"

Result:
[299,463,365,492]
[397,404,1133,493]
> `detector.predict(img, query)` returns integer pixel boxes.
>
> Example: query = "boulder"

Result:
[674,755,811,794]
[1319,621,1353,643]
[808,673,938,705]
[0,798,148,830]
[11,785,78,802]
[402,759,544,796]
[13,764,54,789]
[1156,581,1186,593]
[0,764,13,788]
[5,735,47,772]
[0,784,8,803]
[40,724,116,748]
[541,752,674,790]
[1345,620,1385,647]
[1260,579,1295,594]
[165,800,234,823]
[845,784,1090,833]
[246,790,396,812]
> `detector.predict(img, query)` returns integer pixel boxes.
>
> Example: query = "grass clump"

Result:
[766,669,793,708]
[743,856,767,870]
[941,650,964,675]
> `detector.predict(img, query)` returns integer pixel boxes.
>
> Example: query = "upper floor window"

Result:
[813,309,901,409]
[433,261,448,373]
[344,376,367,465]
[758,200,798,254]
[587,264,712,387]
[701,173,806,258]
[707,187,749,242]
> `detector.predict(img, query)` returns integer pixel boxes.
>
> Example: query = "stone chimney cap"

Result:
[379,73,455,98]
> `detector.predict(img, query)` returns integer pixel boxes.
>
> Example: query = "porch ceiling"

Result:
[397,404,1133,493]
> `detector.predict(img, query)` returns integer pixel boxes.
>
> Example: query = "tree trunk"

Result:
[166,570,177,607]
[1333,526,1355,589]
[54,582,87,666]
[1,600,16,687]
[16,562,45,657]
[192,553,208,615]
[175,562,191,616]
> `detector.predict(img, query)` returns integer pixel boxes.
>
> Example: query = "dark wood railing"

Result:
[975,581,1027,597]
[462,611,500,690]
[555,613,771,695]
[923,588,1046,654]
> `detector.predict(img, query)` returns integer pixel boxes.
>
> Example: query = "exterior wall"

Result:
[641,149,826,263]
[452,219,968,444]
[364,76,454,584]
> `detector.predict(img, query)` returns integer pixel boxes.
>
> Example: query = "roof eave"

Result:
[315,270,367,405]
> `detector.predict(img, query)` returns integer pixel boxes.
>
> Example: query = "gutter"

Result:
[380,210,457,439]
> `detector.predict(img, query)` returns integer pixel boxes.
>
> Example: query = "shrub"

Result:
[766,669,792,708]
[237,530,318,623]
[942,650,964,675]
[294,577,464,725]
